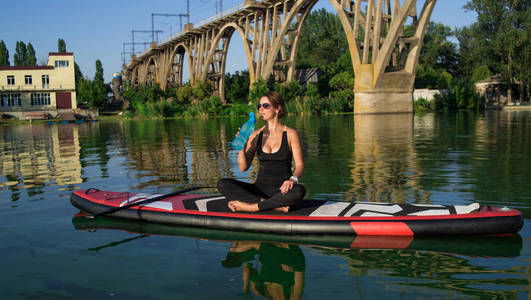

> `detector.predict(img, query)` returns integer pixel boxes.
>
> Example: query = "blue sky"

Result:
[1,0,476,82]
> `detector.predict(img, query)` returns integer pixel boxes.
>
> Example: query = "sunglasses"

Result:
[257,103,272,109]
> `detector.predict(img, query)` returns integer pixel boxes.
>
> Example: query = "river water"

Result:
[0,110,530,299]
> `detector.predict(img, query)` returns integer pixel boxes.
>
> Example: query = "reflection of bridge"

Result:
[123,0,436,114]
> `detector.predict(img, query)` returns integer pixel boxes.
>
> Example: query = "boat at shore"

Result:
[70,188,523,236]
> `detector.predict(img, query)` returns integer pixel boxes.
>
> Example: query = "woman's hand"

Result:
[280,179,295,194]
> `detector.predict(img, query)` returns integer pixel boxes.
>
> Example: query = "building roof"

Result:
[0,65,54,71]
[294,67,324,84]
[476,74,503,85]
[49,52,74,56]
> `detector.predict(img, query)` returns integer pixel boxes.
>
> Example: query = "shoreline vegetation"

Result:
[121,75,486,119]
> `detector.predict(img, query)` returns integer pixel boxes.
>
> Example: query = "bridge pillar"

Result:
[331,0,437,114]
[354,66,415,114]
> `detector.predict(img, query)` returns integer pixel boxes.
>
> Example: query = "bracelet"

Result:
[290,176,299,183]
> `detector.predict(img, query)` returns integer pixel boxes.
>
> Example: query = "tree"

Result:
[0,40,9,66]
[13,41,27,66]
[26,43,37,66]
[455,24,490,77]
[76,60,110,109]
[297,9,349,73]
[93,59,110,107]
[74,62,83,84]
[412,22,459,89]
[418,22,459,76]
[464,0,531,102]
[58,38,66,52]
[224,71,250,103]
[94,60,104,83]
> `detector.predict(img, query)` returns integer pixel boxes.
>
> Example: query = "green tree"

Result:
[74,63,83,84]
[470,65,492,83]
[418,22,459,76]
[0,40,9,66]
[94,60,104,83]
[26,43,37,66]
[464,0,531,102]
[76,60,110,109]
[58,38,66,52]
[455,24,491,77]
[224,71,250,104]
[92,59,109,108]
[414,22,459,89]
[13,41,27,66]
[297,8,349,73]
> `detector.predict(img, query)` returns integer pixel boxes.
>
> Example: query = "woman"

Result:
[217,91,305,212]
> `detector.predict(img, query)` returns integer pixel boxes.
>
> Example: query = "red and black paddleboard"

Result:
[71,189,523,236]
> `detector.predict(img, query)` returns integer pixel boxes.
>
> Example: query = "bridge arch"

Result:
[163,43,192,88]
[202,22,254,102]
[146,56,158,86]
[257,0,318,82]
[130,67,139,87]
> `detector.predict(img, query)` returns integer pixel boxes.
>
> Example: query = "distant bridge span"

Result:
[123,0,437,114]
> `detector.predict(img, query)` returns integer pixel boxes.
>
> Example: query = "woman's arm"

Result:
[288,128,304,179]
[237,129,261,172]
[279,128,304,194]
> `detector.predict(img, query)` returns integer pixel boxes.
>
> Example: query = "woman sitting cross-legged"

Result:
[217,91,305,213]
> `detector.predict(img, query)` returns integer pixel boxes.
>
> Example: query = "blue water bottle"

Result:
[232,112,256,150]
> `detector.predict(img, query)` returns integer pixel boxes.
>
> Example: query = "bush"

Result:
[414,97,434,112]
[274,81,304,103]
[415,65,453,89]
[470,65,492,83]
[248,79,271,103]
[225,71,250,104]
[434,78,485,111]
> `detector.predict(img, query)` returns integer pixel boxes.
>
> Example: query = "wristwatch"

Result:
[290,176,299,183]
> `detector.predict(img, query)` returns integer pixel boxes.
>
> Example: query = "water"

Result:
[1,111,530,299]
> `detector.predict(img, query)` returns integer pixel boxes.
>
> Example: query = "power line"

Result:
[151,13,190,41]
[131,30,162,54]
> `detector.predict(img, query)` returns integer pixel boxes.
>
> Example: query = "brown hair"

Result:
[262,91,286,118]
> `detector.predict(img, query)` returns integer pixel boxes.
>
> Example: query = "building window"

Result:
[25,75,32,85]
[54,60,69,67]
[7,75,15,85]
[31,93,51,106]
[0,94,22,106]
[42,75,49,88]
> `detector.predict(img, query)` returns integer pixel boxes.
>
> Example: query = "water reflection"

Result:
[350,114,430,203]
[72,215,525,299]
[223,242,305,300]
[0,123,82,199]
[120,119,239,190]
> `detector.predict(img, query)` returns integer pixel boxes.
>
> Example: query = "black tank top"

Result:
[255,131,293,189]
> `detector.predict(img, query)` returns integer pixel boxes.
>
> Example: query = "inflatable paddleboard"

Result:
[70,189,523,236]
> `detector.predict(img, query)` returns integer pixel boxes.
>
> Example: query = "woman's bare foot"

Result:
[274,206,289,213]
[228,201,259,212]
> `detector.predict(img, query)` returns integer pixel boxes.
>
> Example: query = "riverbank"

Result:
[503,103,531,110]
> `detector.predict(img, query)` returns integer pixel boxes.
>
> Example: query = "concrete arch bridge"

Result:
[123,0,437,114]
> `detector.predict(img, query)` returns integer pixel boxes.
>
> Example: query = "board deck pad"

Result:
[96,191,482,217]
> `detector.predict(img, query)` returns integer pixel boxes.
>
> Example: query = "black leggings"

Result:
[217,178,305,211]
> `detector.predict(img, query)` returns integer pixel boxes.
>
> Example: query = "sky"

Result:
[0,0,476,82]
